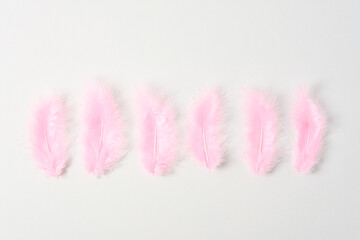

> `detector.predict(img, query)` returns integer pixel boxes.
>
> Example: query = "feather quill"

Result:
[243,89,278,174]
[30,97,67,177]
[188,89,223,170]
[83,85,125,175]
[138,91,177,175]
[293,89,326,173]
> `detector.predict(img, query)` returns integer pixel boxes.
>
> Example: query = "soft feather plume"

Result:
[243,89,278,174]
[30,97,67,177]
[138,91,177,175]
[83,85,125,175]
[293,89,326,173]
[188,89,223,170]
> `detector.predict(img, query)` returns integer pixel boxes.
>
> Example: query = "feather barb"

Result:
[189,89,223,170]
[138,91,177,175]
[243,89,278,174]
[30,97,67,177]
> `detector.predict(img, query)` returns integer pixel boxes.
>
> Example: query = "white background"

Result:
[0,1,359,239]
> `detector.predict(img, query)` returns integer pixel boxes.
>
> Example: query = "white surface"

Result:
[0,1,359,239]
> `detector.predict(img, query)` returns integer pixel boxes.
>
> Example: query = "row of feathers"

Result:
[30,85,326,177]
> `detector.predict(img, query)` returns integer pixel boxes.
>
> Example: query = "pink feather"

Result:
[188,89,223,170]
[293,89,326,173]
[83,85,125,175]
[243,89,278,174]
[30,97,67,177]
[138,91,177,175]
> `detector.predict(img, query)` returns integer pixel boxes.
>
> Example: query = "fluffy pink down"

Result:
[138,91,177,175]
[243,90,278,174]
[189,89,223,170]
[31,97,67,177]
[83,85,124,175]
[293,90,326,173]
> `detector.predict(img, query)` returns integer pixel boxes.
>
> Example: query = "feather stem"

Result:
[256,120,263,171]
[98,120,104,155]
[202,123,210,169]
[306,124,310,154]
[152,126,158,174]
[43,121,52,153]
